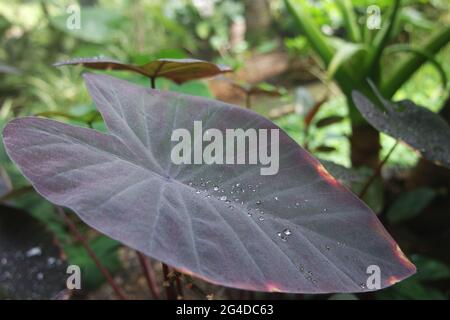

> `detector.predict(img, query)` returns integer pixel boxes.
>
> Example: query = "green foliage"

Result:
[387,188,437,224]
[284,0,450,121]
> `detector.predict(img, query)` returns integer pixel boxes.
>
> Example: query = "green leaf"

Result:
[384,44,447,89]
[284,0,335,65]
[381,26,450,98]
[335,0,361,42]
[376,278,446,300]
[368,0,401,80]
[387,188,437,225]
[327,42,367,79]
[411,255,450,282]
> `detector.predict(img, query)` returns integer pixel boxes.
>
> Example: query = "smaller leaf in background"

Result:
[352,86,450,168]
[64,236,121,290]
[315,115,344,128]
[231,81,284,97]
[387,188,437,225]
[411,255,450,282]
[0,205,68,299]
[54,57,232,84]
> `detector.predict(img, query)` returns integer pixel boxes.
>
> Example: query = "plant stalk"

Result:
[136,251,160,299]
[55,206,127,300]
[358,141,398,199]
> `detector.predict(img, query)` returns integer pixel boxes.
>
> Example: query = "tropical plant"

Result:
[285,0,450,167]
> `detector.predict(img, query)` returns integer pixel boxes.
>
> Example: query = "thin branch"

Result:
[359,141,398,198]
[54,206,127,300]
[161,263,177,300]
[136,251,160,299]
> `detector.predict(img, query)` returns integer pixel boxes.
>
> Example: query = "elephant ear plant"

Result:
[2,71,416,294]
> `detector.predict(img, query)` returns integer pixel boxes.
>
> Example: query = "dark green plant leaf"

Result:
[0,205,68,299]
[387,188,437,225]
[352,87,450,168]
[411,255,450,282]
[376,278,447,300]
[54,57,232,84]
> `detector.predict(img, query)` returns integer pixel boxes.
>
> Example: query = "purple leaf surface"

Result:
[2,73,415,293]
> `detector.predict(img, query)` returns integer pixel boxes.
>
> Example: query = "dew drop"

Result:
[213,186,219,191]
[220,196,227,201]
[258,216,265,221]
[26,247,42,258]
[274,196,279,201]
[283,228,292,236]
[195,190,201,194]
[36,272,44,280]
[256,200,262,205]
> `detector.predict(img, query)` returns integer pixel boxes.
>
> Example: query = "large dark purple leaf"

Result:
[2,73,415,293]
[352,88,450,168]
[54,57,232,84]
[0,205,68,299]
